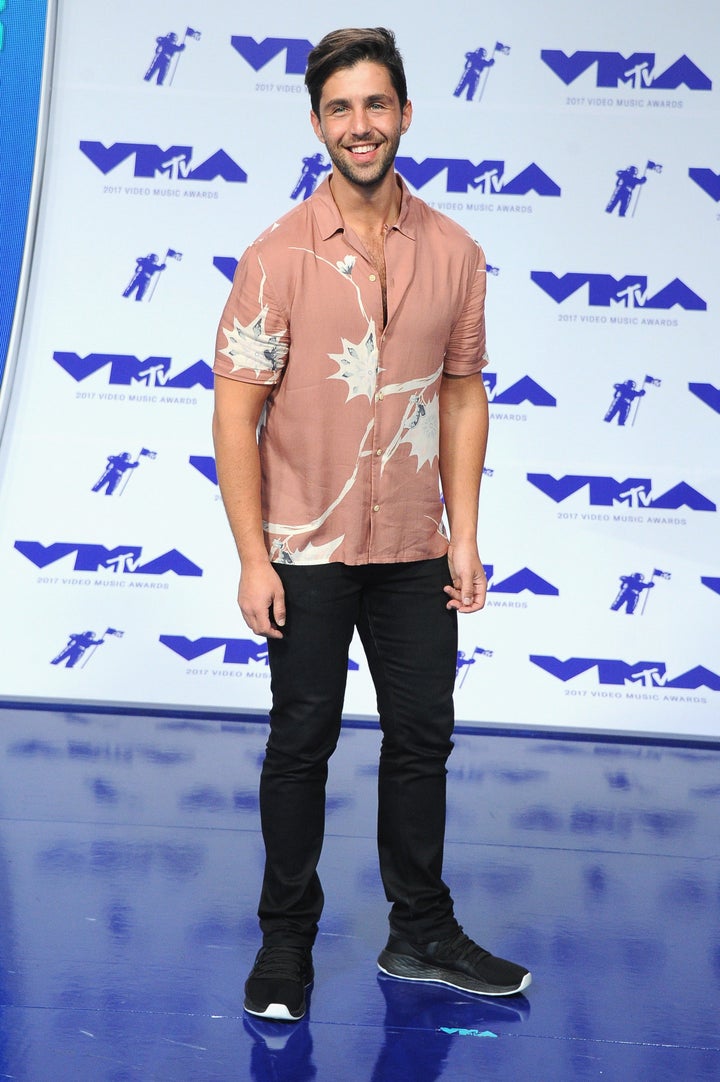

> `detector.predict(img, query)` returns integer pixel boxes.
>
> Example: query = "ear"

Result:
[310,110,325,143]
[400,99,413,135]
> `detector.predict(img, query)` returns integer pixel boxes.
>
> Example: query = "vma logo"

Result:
[689,383,720,415]
[541,51,712,91]
[531,272,706,311]
[486,566,559,595]
[189,456,218,484]
[701,577,720,597]
[161,635,359,670]
[54,352,213,390]
[527,474,716,512]
[230,36,313,74]
[484,372,556,407]
[531,656,720,691]
[15,543,203,576]
[161,636,269,664]
[213,256,239,283]
[395,158,560,196]
[79,142,247,182]
[689,169,720,203]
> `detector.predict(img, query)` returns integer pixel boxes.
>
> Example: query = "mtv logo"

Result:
[530,655,720,691]
[527,474,716,512]
[79,142,247,182]
[15,542,203,576]
[395,157,560,196]
[540,50,711,91]
[531,272,706,311]
[53,352,213,389]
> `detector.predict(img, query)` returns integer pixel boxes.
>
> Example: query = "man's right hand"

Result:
[238,561,286,639]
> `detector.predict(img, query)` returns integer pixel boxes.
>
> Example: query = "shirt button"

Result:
[373,504,380,512]
[376,391,384,401]
[369,274,377,282]
[376,448,382,456]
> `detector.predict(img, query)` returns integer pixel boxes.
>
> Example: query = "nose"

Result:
[349,106,372,137]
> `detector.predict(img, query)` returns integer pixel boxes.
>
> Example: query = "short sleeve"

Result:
[443,242,488,376]
[214,247,290,385]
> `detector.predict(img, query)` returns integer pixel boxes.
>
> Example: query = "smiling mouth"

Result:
[346,144,380,157]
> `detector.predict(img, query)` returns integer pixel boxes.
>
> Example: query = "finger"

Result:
[241,601,284,639]
[271,585,286,628]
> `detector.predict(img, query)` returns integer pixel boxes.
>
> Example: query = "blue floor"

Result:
[0,706,718,1081]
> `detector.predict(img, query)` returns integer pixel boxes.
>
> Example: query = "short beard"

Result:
[326,128,401,190]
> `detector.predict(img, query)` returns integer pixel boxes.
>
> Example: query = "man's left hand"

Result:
[444,541,487,613]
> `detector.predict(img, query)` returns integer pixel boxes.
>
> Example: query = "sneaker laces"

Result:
[253,946,309,979]
[436,928,491,964]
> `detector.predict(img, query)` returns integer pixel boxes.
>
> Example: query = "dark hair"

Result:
[305,28,408,114]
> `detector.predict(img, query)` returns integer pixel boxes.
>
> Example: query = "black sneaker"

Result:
[377,928,531,996]
[244,945,314,1022]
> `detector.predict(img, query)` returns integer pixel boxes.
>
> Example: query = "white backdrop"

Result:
[0,0,718,738]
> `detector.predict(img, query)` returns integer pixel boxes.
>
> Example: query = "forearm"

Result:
[212,379,272,567]
[439,373,488,541]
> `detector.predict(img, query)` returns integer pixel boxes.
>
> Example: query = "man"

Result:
[213,27,531,1023]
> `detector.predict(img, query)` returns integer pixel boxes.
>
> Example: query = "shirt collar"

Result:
[311,174,418,242]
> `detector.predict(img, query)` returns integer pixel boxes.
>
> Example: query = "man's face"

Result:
[310,60,412,190]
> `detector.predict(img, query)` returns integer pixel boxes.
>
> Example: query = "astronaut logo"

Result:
[453,42,510,102]
[144,27,201,86]
[611,568,670,615]
[92,448,157,496]
[604,375,660,426]
[51,627,124,669]
[456,647,493,688]
[290,153,331,201]
[606,161,662,217]
[123,250,181,301]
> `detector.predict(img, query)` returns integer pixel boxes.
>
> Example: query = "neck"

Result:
[329,171,402,234]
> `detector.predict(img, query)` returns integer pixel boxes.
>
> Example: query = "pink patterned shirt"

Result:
[214,176,488,566]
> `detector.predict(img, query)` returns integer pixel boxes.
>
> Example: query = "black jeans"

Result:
[259,557,459,948]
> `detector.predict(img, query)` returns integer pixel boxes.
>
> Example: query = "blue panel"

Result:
[0,0,47,383]
[0,706,718,1080]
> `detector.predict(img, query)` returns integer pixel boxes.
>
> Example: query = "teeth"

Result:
[349,145,375,155]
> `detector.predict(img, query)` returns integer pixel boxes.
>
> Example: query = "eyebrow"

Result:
[322,93,394,110]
